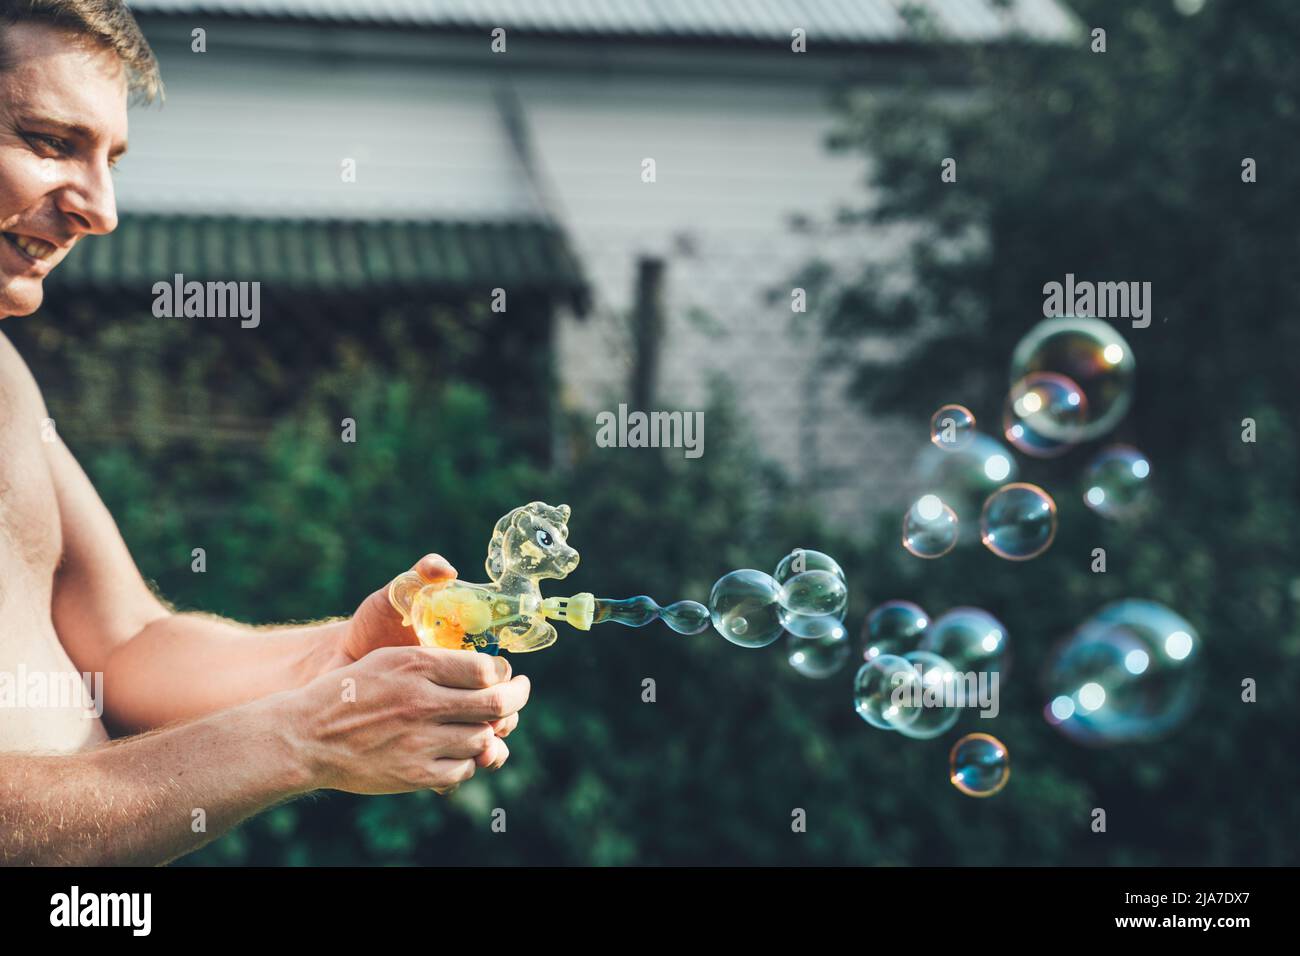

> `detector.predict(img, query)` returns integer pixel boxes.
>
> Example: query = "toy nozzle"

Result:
[542,592,595,631]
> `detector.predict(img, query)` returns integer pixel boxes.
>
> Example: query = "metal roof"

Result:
[49,214,588,303]
[126,0,1081,43]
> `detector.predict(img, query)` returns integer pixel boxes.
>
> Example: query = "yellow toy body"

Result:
[388,502,592,654]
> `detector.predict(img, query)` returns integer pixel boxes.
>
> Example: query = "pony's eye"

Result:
[536,529,554,548]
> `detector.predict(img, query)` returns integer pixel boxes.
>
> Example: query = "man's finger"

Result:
[408,646,511,689]
[476,736,510,770]
[416,553,457,582]
[491,712,518,738]
[439,675,531,722]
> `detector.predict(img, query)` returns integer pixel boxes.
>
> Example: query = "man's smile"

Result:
[1,230,64,272]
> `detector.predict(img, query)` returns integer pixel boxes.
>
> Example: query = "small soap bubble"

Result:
[930,404,976,450]
[853,654,924,730]
[778,569,848,620]
[773,548,845,586]
[1083,445,1152,520]
[1044,600,1199,745]
[896,650,962,740]
[787,624,851,679]
[861,600,930,661]
[709,570,785,648]
[919,607,1008,674]
[1009,317,1135,442]
[1003,372,1088,458]
[949,733,1010,797]
[981,482,1057,560]
[902,494,959,559]
[663,600,711,635]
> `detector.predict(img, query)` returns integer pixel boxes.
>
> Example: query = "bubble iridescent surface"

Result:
[784,612,846,640]
[1003,372,1089,458]
[662,600,711,635]
[914,432,1020,541]
[981,482,1058,560]
[778,570,848,620]
[709,569,784,649]
[773,548,846,586]
[930,404,976,451]
[896,650,963,740]
[787,624,851,679]
[861,600,930,661]
[1009,317,1135,442]
[918,607,1008,675]
[949,733,1010,797]
[853,654,924,730]
[901,494,959,559]
[1083,445,1152,520]
[1045,600,1199,745]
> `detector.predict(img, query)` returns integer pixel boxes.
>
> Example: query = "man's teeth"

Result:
[5,233,56,260]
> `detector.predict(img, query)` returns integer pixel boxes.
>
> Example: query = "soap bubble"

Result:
[861,600,930,661]
[787,624,851,679]
[914,432,1019,534]
[662,600,711,635]
[919,607,1008,675]
[949,733,1010,797]
[1083,445,1152,520]
[709,570,784,648]
[981,482,1057,560]
[784,612,846,640]
[778,570,848,620]
[896,650,962,740]
[853,654,924,730]
[773,548,845,586]
[930,404,976,450]
[1045,600,1199,745]
[1003,372,1088,458]
[902,494,959,559]
[1009,317,1135,442]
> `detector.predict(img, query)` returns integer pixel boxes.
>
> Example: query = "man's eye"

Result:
[536,529,554,547]
[26,134,67,155]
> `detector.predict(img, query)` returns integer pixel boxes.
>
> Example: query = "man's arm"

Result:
[1,646,530,865]
[43,433,450,732]
[0,691,310,865]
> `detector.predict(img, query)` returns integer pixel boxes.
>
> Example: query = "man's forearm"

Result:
[0,691,315,865]
[102,613,349,733]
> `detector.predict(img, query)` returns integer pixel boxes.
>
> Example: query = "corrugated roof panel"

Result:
[125,0,1081,42]
[48,215,587,299]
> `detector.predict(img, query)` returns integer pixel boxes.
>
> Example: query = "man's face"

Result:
[0,23,128,319]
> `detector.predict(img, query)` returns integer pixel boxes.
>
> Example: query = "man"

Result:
[0,0,530,864]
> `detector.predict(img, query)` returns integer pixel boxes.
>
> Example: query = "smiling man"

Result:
[0,0,529,865]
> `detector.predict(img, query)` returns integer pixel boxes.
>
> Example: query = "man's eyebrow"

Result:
[17,113,128,159]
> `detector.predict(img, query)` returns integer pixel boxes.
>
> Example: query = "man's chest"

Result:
[0,372,64,592]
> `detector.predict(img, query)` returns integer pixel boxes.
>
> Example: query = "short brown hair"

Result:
[0,0,162,103]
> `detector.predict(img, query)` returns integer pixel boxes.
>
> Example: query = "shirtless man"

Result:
[0,1,530,864]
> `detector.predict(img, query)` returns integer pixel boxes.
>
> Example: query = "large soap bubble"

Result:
[1009,317,1135,442]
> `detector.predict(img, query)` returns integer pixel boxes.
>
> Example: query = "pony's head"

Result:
[485,501,579,583]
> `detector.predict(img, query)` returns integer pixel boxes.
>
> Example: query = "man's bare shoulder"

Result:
[0,328,48,418]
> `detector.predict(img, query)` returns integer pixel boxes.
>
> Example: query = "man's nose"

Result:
[55,163,119,236]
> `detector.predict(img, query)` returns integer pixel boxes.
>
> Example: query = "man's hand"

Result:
[291,645,531,794]
[343,553,457,662]
[333,554,521,756]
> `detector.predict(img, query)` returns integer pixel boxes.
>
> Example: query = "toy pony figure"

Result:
[388,502,595,655]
